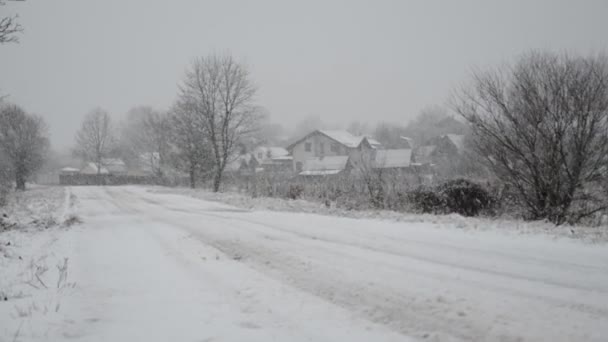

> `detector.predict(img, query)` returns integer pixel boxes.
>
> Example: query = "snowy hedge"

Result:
[409,179,494,217]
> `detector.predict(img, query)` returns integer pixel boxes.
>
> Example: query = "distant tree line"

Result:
[73,52,261,192]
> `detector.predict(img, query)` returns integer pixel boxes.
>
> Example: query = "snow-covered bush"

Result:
[437,179,494,217]
[408,179,494,217]
[408,186,445,214]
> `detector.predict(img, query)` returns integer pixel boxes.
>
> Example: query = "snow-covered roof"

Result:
[363,137,382,149]
[287,130,382,151]
[373,149,412,169]
[319,130,365,148]
[399,136,414,149]
[270,155,293,161]
[60,167,80,173]
[299,169,343,176]
[80,163,109,175]
[253,146,291,163]
[300,156,349,176]
[102,158,127,173]
[101,158,126,166]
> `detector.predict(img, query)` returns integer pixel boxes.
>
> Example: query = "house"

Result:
[349,148,413,173]
[80,163,109,175]
[299,156,351,176]
[226,153,256,175]
[251,146,293,173]
[372,149,413,170]
[413,145,436,165]
[227,146,293,176]
[139,152,161,174]
[60,167,80,175]
[287,130,381,173]
[102,158,127,175]
[252,146,290,163]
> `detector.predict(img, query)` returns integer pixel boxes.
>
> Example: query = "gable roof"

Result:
[318,130,365,148]
[300,155,349,176]
[287,129,382,151]
[399,136,414,149]
[373,149,412,169]
[362,137,381,149]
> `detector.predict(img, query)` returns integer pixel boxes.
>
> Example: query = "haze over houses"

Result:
[221,128,469,180]
[55,125,467,186]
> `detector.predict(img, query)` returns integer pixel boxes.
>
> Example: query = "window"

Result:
[331,143,339,153]
[296,162,303,172]
[319,143,325,155]
[305,142,312,152]
[257,152,263,159]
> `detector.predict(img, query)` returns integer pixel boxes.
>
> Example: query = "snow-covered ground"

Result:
[151,186,608,242]
[0,186,77,341]
[2,185,608,341]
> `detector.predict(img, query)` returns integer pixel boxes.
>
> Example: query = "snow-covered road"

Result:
[29,186,608,341]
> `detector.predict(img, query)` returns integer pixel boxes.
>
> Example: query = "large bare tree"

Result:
[0,103,49,190]
[454,51,608,224]
[178,53,260,192]
[74,108,114,181]
[167,100,211,188]
[0,0,23,44]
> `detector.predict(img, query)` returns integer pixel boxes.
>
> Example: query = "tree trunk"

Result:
[189,167,196,189]
[212,168,223,192]
[15,172,26,191]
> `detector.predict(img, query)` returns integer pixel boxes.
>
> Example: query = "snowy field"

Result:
[1,185,608,341]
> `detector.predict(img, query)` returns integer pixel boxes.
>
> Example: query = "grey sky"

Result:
[1,0,607,150]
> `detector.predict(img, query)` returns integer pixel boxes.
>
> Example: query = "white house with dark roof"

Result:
[287,130,381,173]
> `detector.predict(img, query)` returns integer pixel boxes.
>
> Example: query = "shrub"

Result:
[286,184,304,200]
[408,187,445,214]
[437,179,493,216]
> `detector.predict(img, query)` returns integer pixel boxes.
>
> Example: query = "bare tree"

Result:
[74,108,114,182]
[119,106,169,176]
[0,0,23,44]
[178,53,260,192]
[0,104,49,190]
[454,51,608,224]
[167,100,211,188]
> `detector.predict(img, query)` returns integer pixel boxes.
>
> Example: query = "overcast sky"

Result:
[1,0,607,150]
